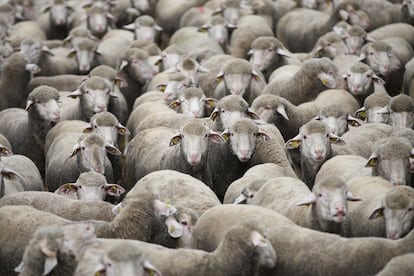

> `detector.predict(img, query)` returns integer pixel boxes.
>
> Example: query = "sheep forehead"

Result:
[126,48,148,60]
[182,87,203,99]
[348,25,366,36]
[222,59,252,74]
[88,5,106,14]
[252,95,280,109]
[164,44,185,55]
[92,112,118,127]
[217,95,249,111]
[82,76,111,91]
[321,32,342,43]
[76,38,97,50]
[390,95,414,112]
[370,42,392,52]
[21,37,40,46]
[6,53,29,68]
[105,244,145,262]
[301,120,328,134]
[129,39,150,48]
[54,0,65,4]
[320,105,347,117]
[70,27,91,37]
[231,119,257,134]
[225,0,241,7]
[80,133,105,146]
[210,15,226,25]
[304,58,334,73]
[136,15,156,26]
[350,63,371,74]
[364,93,391,108]
[90,65,117,81]
[314,176,347,192]
[29,85,59,102]
[77,171,107,186]
[374,137,412,159]
[385,187,414,209]
[168,72,187,81]
[181,120,208,136]
[251,37,279,50]
[181,59,196,70]
[35,225,64,241]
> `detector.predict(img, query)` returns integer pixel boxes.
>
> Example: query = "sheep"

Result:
[0,191,180,274]
[27,74,86,93]
[251,89,360,140]
[0,85,60,177]
[162,56,210,87]
[248,36,298,81]
[343,176,414,239]
[191,204,414,276]
[315,104,363,136]
[123,14,162,42]
[251,176,361,234]
[276,1,370,52]
[157,44,186,71]
[365,136,414,186]
[0,154,44,196]
[355,91,391,123]
[76,243,162,276]
[228,15,274,59]
[359,37,413,95]
[0,52,40,111]
[341,25,372,55]
[223,163,298,204]
[207,118,276,201]
[54,171,125,201]
[308,32,349,60]
[117,47,157,112]
[358,0,404,31]
[60,76,117,122]
[376,253,414,276]
[314,155,372,185]
[263,57,340,106]
[402,0,414,25]
[6,20,46,48]
[198,55,266,104]
[63,26,98,49]
[64,37,101,75]
[404,56,414,96]
[35,0,74,39]
[375,94,414,129]
[368,23,414,49]
[285,120,346,187]
[123,119,225,191]
[195,14,232,48]
[74,223,276,276]
[331,122,395,158]
[95,29,134,69]
[0,191,117,221]
[0,133,12,156]
[45,132,121,192]
[15,223,96,276]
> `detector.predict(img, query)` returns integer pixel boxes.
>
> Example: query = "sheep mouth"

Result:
[333,211,346,222]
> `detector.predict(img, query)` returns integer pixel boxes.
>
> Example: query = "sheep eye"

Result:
[408,208,413,212]
[181,220,188,226]
[81,146,86,150]
[303,135,307,139]
[204,134,208,138]
[2,172,14,179]
[318,193,322,197]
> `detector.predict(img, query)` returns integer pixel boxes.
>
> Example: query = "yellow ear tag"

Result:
[158,85,166,92]
[288,140,300,149]
[356,110,366,120]
[216,76,223,84]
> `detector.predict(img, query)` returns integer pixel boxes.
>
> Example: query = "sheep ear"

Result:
[354,107,367,120]
[68,89,83,98]
[372,74,385,85]
[69,143,81,157]
[276,48,292,58]
[221,129,230,142]
[329,133,345,145]
[114,77,127,88]
[105,144,121,155]
[42,46,55,56]
[246,108,261,120]
[55,183,79,196]
[156,83,166,92]
[119,60,129,71]
[169,133,182,146]
[276,104,289,120]
[251,69,263,81]
[94,262,106,276]
[285,134,302,150]
[165,216,183,238]
[104,184,126,196]
[0,145,12,156]
[143,260,162,276]
[296,193,317,206]
[198,24,210,33]
[66,48,77,58]
[216,71,224,84]
[112,202,123,216]
[14,262,24,273]
[197,65,210,73]
[116,123,130,136]
[256,131,271,141]
[369,206,384,220]
[365,155,378,167]
[347,115,362,127]
[339,9,349,20]
[25,100,34,111]
[153,199,177,216]
[25,64,40,73]
[83,123,93,133]
[39,239,58,275]
[168,100,181,110]
[204,98,217,109]
[251,230,268,247]
[234,193,247,204]
[209,108,220,121]
[208,131,226,144]
[155,24,163,31]
[358,52,366,62]
[389,54,401,71]
[346,191,362,201]
[123,22,135,30]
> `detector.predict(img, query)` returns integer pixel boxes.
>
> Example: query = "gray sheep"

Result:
[191,204,414,276]
[403,56,414,97]
[355,91,391,123]
[376,253,414,276]
[263,57,340,106]
[123,14,162,42]
[74,223,276,276]
[250,176,361,234]
[0,190,181,274]
[15,223,95,276]
[45,132,120,192]
[251,89,360,140]
[124,119,225,190]
[375,94,414,129]
[0,52,40,111]
[0,85,60,177]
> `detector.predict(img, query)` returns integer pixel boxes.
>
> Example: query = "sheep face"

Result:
[87,6,112,37]
[359,43,401,77]
[389,111,414,129]
[161,78,191,102]
[249,47,277,72]
[365,105,389,124]
[48,0,72,27]
[19,39,43,64]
